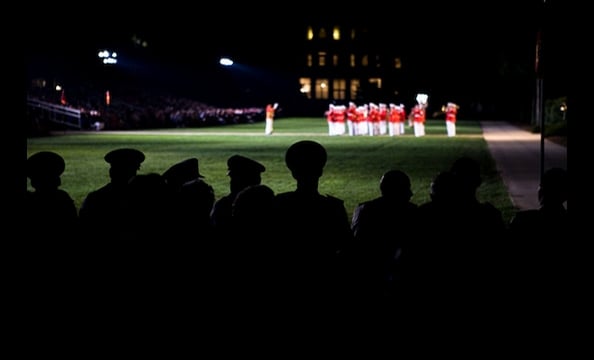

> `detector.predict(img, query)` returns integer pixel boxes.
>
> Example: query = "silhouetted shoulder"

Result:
[324,194,345,205]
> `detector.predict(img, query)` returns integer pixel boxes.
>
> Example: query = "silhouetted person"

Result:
[450,156,506,236]
[406,170,459,295]
[509,167,568,235]
[230,184,276,299]
[26,151,81,310]
[232,184,276,239]
[271,140,353,311]
[163,158,215,239]
[350,169,418,300]
[126,172,172,239]
[210,154,265,237]
[508,167,568,324]
[26,151,78,239]
[79,148,145,240]
[410,165,505,319]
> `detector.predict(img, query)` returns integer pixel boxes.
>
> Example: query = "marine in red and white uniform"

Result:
[388,103,405,136]
[333,105,347,136]
[445,102,459,137]
[412,104,426,137]
[265,103,278,135]
[347,101,358,136]
[357,104,369,135]
[368,102,380,136]
[378,103,388,135]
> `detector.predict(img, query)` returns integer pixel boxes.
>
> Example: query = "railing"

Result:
[27,97,82,129]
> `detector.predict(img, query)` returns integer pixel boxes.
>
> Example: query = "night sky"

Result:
[26,0,569,108]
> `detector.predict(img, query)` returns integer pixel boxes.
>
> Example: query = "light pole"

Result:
[535,1,546,180]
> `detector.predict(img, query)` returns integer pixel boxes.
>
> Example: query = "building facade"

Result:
[294,21,409,117]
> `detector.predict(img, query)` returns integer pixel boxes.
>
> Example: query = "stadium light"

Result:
[219,57,234,66]
[98,50,118,65]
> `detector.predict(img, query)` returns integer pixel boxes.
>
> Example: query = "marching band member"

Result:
[388,103,406,136]
[413,94,428,137]
[378,103,388,135]
[357,104,369,135]
[333,104,347,135]
[265,102,278,135]
[398,104,406,135]
[347,101,358,136]
[445,102,459,137]
[368,102,380,136]
[412,104,426,137]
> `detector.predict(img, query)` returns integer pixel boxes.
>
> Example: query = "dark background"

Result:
[25,0,570,112]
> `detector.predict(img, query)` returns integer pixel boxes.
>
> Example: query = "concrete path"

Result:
[480,121,567,210]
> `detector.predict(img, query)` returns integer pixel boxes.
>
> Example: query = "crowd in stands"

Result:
[26,142,568,328]
[27,85,265,132]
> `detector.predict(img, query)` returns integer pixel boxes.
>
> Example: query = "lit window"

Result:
[369,78,382,89]
[350,54,356,67]
[333,54,339,66]
[318,52,326,67]
[333,79,346,100]
[333,26,340,40]
[361,55,369,67]
[307,26,314,40]
[307,54,313,67]
[300,78,312,99]
[319,28,327,39]
[315,79,329,100]
[350,79,360,100]
[394,57,402,69]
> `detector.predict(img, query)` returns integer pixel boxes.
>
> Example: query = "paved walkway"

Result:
[480,121,567,210]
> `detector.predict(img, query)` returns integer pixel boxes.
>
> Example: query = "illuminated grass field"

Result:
[26,117,516,224]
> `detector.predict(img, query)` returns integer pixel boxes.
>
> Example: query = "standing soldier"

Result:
[412,94,428,137]
[412,104,426,137]
[444,102,459,137]
[357,104,369,136]
[346,101,358,136]
[398,104,407,135]
[368,102,380,136]
[378,103,388,135]
[264,103,278,135]
[388,103,406,136]
[333,104,347,136]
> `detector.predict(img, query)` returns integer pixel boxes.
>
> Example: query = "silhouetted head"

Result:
[163,158,203,188]
[380,170,413,200]
[285,140,327,178]
[538,167,567,206]
[451,156,482,192]
[232,184,275,221]
[430,170,459,203]
[27,151,65,190]
[105,148,145,169]
[104,148,145,183]
[227,155,265,193]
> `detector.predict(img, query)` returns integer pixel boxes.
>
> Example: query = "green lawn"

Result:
[27,117,516,224]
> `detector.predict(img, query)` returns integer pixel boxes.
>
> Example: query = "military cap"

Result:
[285,140,327,172]
[104,148,145,168]
[163,158,204,186]
[227,155,266,176]
[27,151,65,179]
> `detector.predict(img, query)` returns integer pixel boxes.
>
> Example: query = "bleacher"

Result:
[27,97,83,131]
